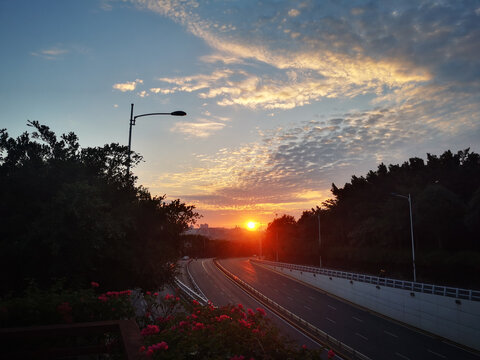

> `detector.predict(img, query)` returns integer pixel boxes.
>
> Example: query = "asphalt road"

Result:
[187,258,323,350]
[190,257,480,360]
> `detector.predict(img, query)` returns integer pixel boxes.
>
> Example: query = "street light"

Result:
[391,192,417,282]
[317,208,322,268]
[127,103,186,177]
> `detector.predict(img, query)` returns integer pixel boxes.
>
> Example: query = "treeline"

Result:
[0,122,199,295]
[181,233,260,259]
[263,149,480,288]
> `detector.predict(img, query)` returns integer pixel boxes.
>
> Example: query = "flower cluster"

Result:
[139,299,324,359]
[141,324,160,336]
[97,290,132,302]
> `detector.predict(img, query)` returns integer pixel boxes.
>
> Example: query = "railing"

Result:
[214,259,371,360]
[174,278,209,306]
[252,259,480,302]
[0,320,142,359]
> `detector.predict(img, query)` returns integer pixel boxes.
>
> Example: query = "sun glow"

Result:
[246,221,257,230]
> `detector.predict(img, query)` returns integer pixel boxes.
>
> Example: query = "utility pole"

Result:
[318,209,322,268]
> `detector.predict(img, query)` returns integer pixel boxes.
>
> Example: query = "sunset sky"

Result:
[1,1,479,228]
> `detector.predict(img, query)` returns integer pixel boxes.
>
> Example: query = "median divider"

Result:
[213,259,371,360]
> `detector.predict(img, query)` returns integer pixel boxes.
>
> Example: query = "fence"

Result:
[252,259,480,301]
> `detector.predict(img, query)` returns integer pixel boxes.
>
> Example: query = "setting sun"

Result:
[246,221,257,230]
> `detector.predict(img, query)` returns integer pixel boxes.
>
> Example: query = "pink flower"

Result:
[179,320,189,327]
[192,299,200,305]
[139,346,146,353]
[230,356,245,360]
[154,292,158,296]
[146,349,154,357]
[256,308,266,316]
[176,297,180,302]
[252,328,260,334]
[247,308,255,316]
[328,349,335,359]
[193,322,205,330]
[146,291,151,295]
[164,294,174,300]
[215,314,231,322]
[237,303,244,310]
[140,324,160,336]
[238,319,251,328]
[302,345,307,350]
[90,281,99,288]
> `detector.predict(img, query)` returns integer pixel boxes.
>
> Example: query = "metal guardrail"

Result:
[174,278,209,306]
[252,259,480,302]
[214,259,371,360]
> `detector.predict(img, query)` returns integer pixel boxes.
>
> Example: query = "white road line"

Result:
[201,260,209,274]
[327,305,336,311]
[326,317,336,324]
[384,330,399,338]
[427,349,447,359]
[293,288,300,292]
[355,332,368,341]
[352,316,363,323]
[287,296,293,301]
[308,296,316,300]
[395,352,411,360]
[304,305,312,311]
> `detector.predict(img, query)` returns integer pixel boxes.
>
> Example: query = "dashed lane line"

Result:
[355,333,368,341]
[328,305,337,311]
[352,316,363,323]
[304,305,312,311]
[326,317,336,324]
[427,349,447,359]
[384,330,399,338]
[395,352,411,360]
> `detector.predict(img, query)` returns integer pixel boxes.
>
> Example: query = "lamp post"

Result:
[127,103,186,177]
[392,192,417,282]
[317,209,322,268]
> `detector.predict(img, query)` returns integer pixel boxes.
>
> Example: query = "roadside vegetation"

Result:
[263,149,480,288]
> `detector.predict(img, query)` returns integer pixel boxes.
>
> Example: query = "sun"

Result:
[246,221,257,230]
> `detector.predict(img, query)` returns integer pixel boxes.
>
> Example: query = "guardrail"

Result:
[0,320,142,359]
[214,259,371,360]
[252,259,480,302]
[174,278,209,306]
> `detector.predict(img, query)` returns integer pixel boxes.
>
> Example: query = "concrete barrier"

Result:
[254,260,480,351]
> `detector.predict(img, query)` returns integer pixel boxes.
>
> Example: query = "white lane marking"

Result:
[327,305,336,311]
[395,352,410,360]
[294,288,300,292]
[352,316,363,323]
[201,260,209,274]
[304,305,312,311]
[427,349,447,359]
[308,296,316,300]
[355,332,368,341]
[287,296,293,301]
[218,263,324,348]
[326,317,336,324]
[384,330,399,338]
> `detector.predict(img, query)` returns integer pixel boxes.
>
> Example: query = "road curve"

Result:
[216,258,480,360]
[187,258,322,349]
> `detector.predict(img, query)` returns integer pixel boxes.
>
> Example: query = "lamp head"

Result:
[171,111,187,116]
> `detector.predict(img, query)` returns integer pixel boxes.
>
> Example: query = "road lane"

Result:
[187,258,322,349]
[218,258,480,360]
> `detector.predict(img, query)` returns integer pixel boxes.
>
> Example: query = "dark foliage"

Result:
[0,122,199,295]
[264,150,480,288]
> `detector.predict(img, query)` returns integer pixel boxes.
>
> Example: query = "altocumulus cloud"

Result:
[126,0,480,216]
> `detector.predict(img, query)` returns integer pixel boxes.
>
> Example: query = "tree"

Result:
[0,122,199,294]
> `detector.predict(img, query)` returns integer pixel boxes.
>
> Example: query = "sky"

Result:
[1,0,479,229]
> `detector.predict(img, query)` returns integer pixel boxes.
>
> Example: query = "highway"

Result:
[187,257,322,350]
[188,258,480,360]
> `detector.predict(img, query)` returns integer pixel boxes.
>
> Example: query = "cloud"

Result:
[128,0,480,221]
[31,47,69,60]
[171,119,226,138]
[112,79,143,92]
